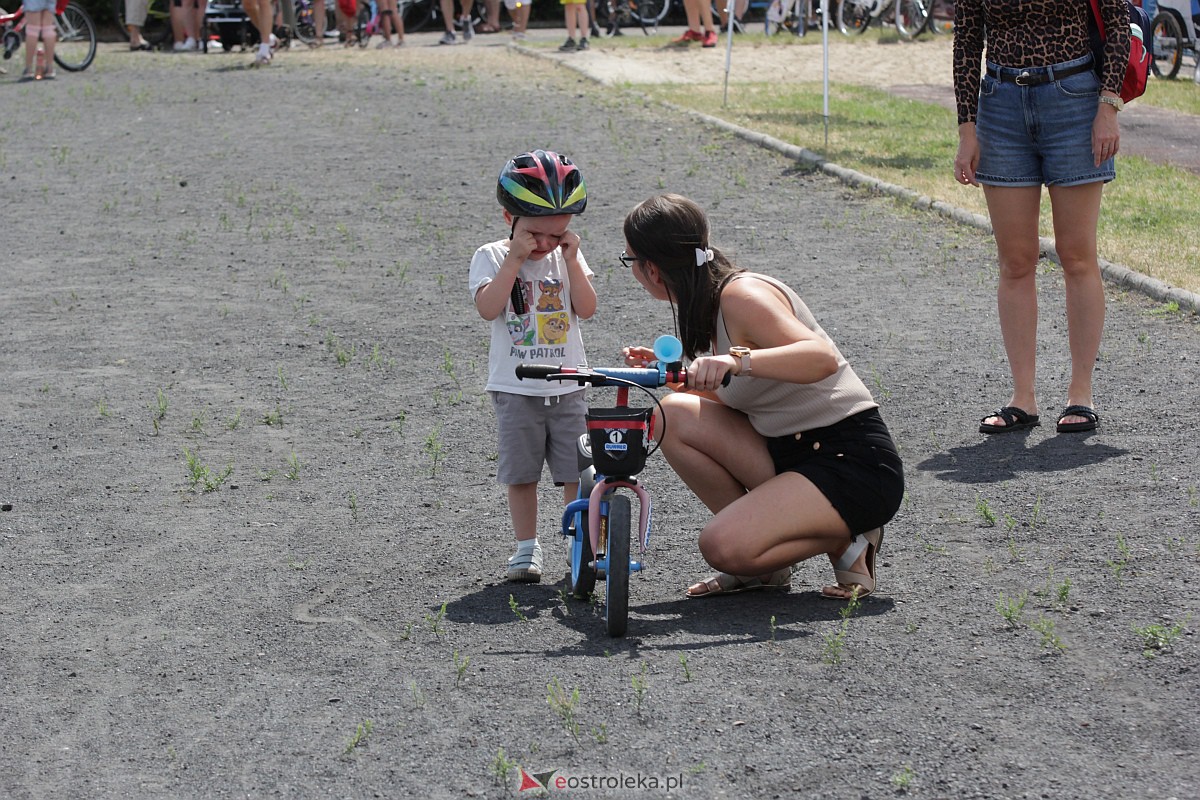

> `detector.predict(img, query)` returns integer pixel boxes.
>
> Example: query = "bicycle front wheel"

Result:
[893,0,928,39]
[604,494,631,638]
[1151,12,1183,79]
[53,2,96,71]
[837,0,870,35]
[568,467,599,600]
[631,0,669,25]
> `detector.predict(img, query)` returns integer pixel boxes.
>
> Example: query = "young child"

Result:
[468,150,597,583]
[558,0,588,51]
[20,0,58,81]
[505,0,530,40]
[374,0,404,47]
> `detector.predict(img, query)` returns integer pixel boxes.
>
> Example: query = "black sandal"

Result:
[979,406,1040,434]
[1056,405,1099,433]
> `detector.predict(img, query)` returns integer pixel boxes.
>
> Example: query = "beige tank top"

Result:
[713,273,877,437]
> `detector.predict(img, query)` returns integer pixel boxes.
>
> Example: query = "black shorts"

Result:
[765,408,904,536]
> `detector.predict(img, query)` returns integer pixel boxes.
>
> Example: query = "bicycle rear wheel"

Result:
[112,0,173,45]
[893,0,928,39]
[356,2,372,44]
[294,0,319,43]
[53,2,96,72]
[837,0,870,35]
[1151,12,1183,79]
[400,0,435,32]
[630,0,669,25]
[604,494,631,638]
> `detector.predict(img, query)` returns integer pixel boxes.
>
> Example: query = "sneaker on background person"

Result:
[558,37,577,51]
[702,29,717,46]
[439,30,456,44]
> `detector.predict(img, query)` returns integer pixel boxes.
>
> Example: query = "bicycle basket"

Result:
[586,407,651,476]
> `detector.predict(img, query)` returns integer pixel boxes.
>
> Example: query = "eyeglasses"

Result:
[619,250,642,269]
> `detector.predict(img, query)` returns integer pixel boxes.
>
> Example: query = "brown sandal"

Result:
[686,566,792,598]
[821,527,883,600]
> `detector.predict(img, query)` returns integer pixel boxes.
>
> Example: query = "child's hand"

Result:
[507,222,538,262]
[558,230,581,262]
[622,346,656,368]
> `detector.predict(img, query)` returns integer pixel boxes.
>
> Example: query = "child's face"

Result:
[507,213,573,260]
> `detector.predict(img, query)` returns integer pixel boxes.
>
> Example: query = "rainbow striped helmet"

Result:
[497,150,587,217]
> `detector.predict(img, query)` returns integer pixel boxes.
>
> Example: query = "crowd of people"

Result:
[116,0,732,65]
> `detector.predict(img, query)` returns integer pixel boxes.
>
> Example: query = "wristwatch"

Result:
[1098,95,1124,112]
[729,346,752,376]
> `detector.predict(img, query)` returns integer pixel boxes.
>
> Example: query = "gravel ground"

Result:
[1,40,1198,799]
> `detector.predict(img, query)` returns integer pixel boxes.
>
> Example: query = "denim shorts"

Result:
[765,408,905,536]
[24,0,57,12]
[490,389,587,485]
[975,55,1115,187]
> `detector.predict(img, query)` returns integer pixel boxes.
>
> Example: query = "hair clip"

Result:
[694,247,714,267]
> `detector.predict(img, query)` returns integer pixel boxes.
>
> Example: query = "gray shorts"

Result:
[490,390,587,485]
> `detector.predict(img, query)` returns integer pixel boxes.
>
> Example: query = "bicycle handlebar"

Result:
[514,363,730,388]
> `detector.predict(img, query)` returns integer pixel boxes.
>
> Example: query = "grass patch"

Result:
[635,78,1200,295]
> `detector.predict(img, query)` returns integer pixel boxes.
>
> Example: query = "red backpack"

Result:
[1088,0,1153,103]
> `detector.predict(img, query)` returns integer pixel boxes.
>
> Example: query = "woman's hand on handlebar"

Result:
[622,345,656,368]
[687,355,737,392]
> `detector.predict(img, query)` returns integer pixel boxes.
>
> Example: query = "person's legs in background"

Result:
[125,0,153,48]
[980,184,1043,428]
[1047,182,1106,427]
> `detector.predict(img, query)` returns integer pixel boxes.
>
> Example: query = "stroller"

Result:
[204,0,317,51]
[204,0,255,51]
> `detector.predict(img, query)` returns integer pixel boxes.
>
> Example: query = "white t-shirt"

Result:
[468,240,593,396]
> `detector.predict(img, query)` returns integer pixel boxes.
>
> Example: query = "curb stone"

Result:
[519,43,1200,316]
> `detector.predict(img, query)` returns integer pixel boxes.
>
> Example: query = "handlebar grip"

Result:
[515,364,571,381]
[663,369,732,388]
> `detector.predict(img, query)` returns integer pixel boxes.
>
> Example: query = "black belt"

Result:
[987,61,1092,86]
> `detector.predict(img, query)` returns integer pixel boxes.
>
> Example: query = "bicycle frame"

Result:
[514,359,679,637]
[516,338,725,637]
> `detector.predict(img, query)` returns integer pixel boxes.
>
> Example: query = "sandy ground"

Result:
[2,35,1199,800]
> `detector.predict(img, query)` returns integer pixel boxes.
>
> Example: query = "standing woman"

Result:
[953,0,1130,435]
[621,195,904,600]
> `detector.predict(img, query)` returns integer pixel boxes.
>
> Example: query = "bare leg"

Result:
[40,12,57,72]
[313,0,325,40]
[981,184,1043,427]
[1048,182,1106,425]
[653,393,857,593]
[507,482,538,541]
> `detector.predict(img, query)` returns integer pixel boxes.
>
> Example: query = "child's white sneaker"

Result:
[507,540,543,583]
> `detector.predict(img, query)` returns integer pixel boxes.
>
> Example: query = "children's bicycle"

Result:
[1,0,96,73]
[837,0,928,39]
[515,336,728,638]
[1150,0,1200,80]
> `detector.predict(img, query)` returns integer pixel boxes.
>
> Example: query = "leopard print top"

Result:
[953,0,1131,125]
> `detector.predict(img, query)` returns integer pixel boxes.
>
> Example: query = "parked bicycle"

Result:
[837,0,928,39]
[396,0,487,34]
[515,335,728,638]
[1,0,96,72]
[1150,0,1200,80]
[594,0,671,35]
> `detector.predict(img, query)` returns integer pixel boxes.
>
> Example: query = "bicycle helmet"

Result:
[497,150,588,217]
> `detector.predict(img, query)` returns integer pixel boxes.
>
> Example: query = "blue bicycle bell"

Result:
[653,335,683,364]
